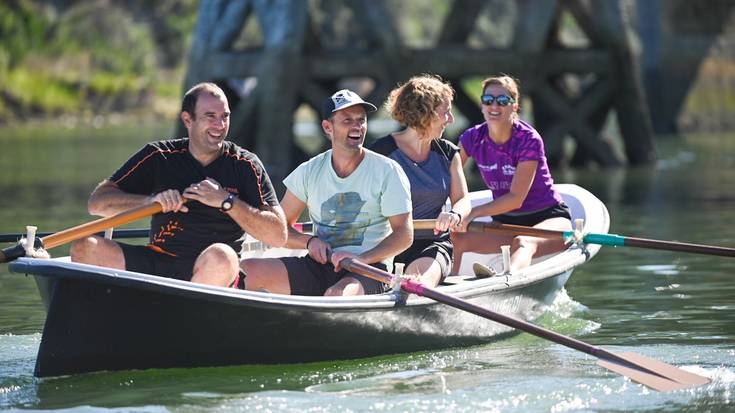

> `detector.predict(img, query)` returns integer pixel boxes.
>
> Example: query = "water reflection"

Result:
[1,125,734,411]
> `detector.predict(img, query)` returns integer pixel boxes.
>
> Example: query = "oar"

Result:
[340,257,711,392]
[414,219,735,257]
[0,229,150,244]
[0,202,163,263]
[293,222,437,240]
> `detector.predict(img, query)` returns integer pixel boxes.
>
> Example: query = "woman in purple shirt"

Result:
[451,75,571,276]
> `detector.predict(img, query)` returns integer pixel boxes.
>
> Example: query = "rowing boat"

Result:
[9,184,609,378]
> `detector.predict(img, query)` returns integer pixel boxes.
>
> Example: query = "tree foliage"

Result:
[0,0,197,123]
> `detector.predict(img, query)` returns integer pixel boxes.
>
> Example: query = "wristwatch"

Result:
[220,193,235,212]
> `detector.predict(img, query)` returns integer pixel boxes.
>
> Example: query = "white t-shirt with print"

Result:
[284,149,412,261]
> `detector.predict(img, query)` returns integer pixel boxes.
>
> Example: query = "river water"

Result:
[0,124,733,412]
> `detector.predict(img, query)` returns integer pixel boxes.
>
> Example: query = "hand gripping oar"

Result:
[0,202,164,263]
[414,219,735,257]
[340,257,711,392]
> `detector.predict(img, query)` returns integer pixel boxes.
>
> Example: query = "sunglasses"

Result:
[481,94,515,106]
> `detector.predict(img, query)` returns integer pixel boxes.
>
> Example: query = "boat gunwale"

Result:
[9,184,609,312]
[10,252,582,312]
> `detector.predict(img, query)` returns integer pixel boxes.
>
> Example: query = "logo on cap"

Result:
[332,90,357,107]
[322,89,377,120]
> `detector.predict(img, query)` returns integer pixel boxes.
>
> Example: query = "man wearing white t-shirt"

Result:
[240,89,413,296]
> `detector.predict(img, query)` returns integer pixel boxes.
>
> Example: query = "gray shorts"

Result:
[281,255,388,296]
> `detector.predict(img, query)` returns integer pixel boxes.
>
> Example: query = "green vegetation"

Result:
[0,0,197,124]
[1,0,732,134]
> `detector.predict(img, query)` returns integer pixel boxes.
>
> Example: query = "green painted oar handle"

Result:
[565,231,735,257]
[471,221,735,258]
[563,232,626,247]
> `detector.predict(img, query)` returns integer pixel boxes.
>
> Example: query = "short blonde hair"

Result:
[385,74,454,138]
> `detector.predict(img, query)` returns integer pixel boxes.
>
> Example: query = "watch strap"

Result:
[220,193,235,212]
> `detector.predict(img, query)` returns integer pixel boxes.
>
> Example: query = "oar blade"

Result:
[339,258,712,393]
[598,352,710,392]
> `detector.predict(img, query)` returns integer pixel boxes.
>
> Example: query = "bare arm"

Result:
[464,160,538,224]
[88,180,188,217]
[283,193,413,266]
[437,152,472,232]
[280,190,312,249]
[448,153,471,212]
[332,212,413,269]
[459,144,471,166]
[278,190,341,264]
[278,190,354,266]
[185,178,288,248]
[226,202,287,248]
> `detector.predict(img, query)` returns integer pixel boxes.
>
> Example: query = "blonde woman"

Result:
[370,75,471,286]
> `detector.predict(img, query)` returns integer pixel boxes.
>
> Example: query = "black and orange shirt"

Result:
[109,138,279,258]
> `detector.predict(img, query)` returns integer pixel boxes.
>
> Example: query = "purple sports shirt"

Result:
[459,120,563,214]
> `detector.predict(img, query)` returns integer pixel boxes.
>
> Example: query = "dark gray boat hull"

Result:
[12,184,607,377]
[15,260,570,377]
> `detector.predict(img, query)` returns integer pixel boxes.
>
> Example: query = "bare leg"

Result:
[507,217,571,272]
[70,236,125,269]
[190,243,239,286]
[450,231,514,275]
[404,256,443,287]
[325,276,365,296]
[241,257,292,294]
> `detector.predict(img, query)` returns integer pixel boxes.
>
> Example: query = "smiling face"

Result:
[322,105,368,153]
[426,98,454,140]
[181,92,230,162]
[481,83,519,127]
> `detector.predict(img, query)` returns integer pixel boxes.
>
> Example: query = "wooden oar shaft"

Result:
[471,221,566,238]
[1,203,164,263]
[413,282,648,371]
[341,258,710,391]
[41,202,162,249]
[618,235,735,257]
[344,259,619,359]
[412,219,564,237]
[414,219,735,257]
[0,229,150,244]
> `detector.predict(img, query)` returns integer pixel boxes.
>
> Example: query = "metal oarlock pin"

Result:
[22,226,49,259]
[391,262,405,293]
[500,245,511,275]
[565,218,587,245]
[24,226,37,256]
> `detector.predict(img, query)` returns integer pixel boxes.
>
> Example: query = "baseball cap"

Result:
[321,89,377,120]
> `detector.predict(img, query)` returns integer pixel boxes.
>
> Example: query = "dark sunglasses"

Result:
[481,94,515,106]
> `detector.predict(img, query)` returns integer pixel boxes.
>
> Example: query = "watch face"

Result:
[221,194,234,211]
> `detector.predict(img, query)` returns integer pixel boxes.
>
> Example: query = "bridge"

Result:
[181,0,734,185]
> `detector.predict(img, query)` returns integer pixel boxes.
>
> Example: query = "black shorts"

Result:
[281,255,388,296]
[492,203,572,227]
[393,238,453,282]
[119,243,197,281]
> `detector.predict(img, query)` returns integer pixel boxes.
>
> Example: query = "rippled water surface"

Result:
[1,126,733,412]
